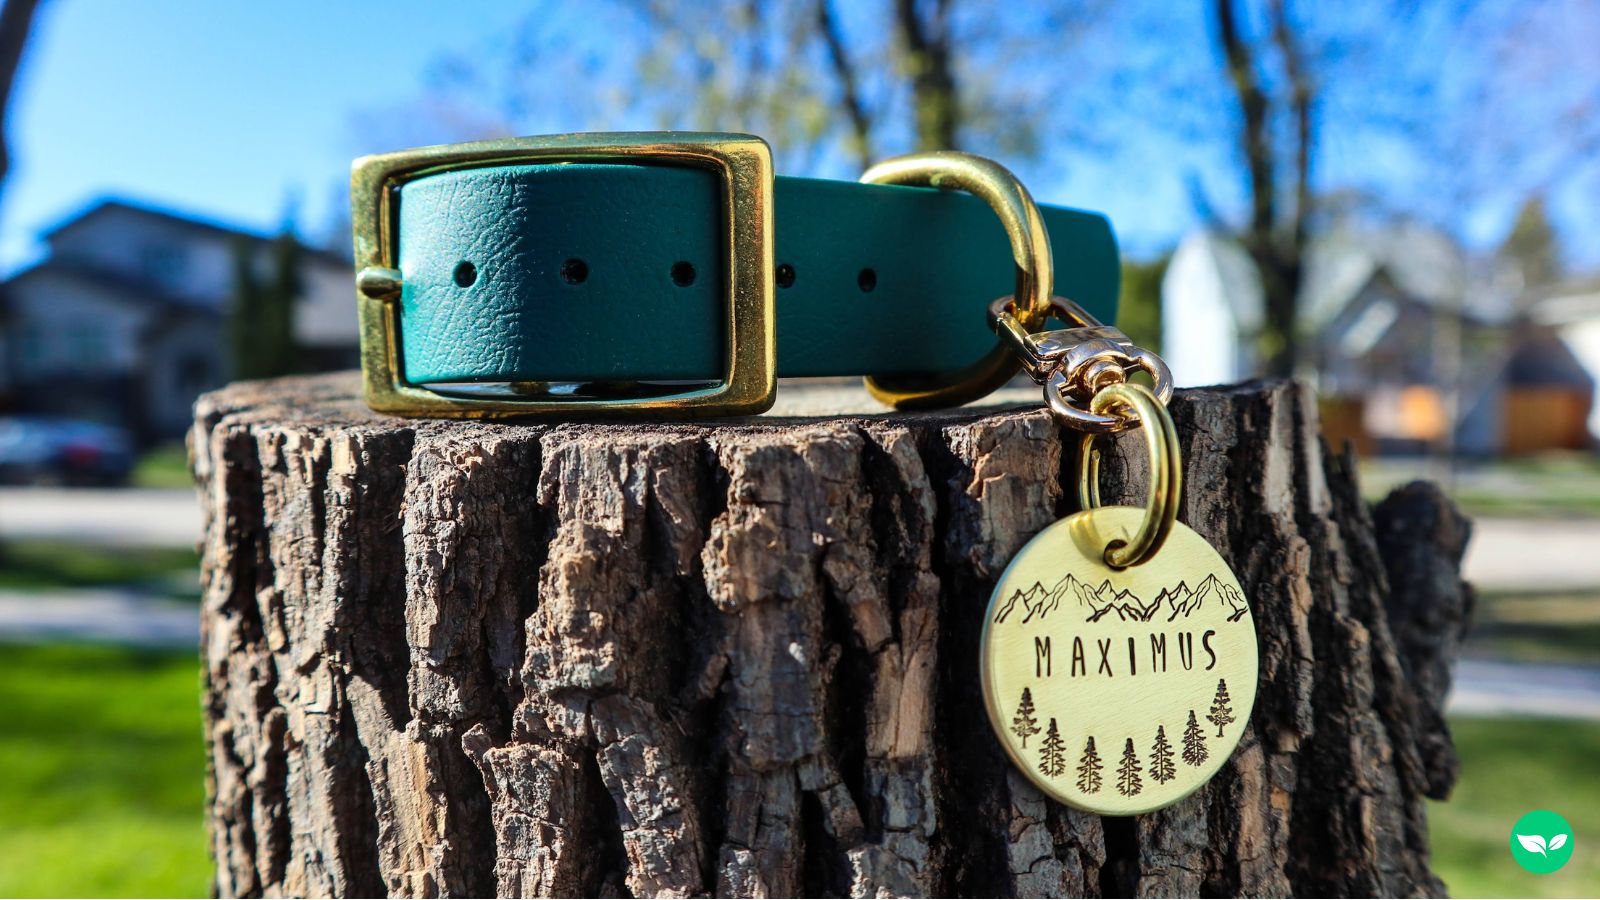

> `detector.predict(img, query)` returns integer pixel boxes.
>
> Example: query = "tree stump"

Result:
[192,373,1472,898]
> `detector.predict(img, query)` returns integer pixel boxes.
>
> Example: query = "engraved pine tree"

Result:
[1012,688,1042,748]
[1076,736,1103,793]
[1039,718,1066,777]
[1150,725,1176,784]
[1116,738,1143,796]
[1182,709,1208,766]
[1207,678,1236,737]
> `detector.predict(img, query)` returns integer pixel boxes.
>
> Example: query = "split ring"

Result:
[1076,382,1182,567]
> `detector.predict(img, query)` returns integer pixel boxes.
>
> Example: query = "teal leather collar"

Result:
[394,164,1119,385]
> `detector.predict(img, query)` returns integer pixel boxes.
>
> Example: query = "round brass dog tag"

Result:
[981,506,1258,815]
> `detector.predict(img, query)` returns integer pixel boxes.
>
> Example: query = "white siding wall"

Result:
[46,206,358,349]
[5,273,151,375]
[296,260,358,348]
[1161,235,1247,388]
[1560,319,1600,439]
[50,207,237,309]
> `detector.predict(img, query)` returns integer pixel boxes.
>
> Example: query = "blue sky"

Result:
[1,1,535,270]
[3,1,1592,275]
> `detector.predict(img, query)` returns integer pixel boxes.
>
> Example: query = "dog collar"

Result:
[351,132,1119,417]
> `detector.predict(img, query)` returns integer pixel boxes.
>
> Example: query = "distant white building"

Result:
[1162,226,1597,455]
[1160,233,1261,389]
[0,199,356,442]
[1527,283,1600,440]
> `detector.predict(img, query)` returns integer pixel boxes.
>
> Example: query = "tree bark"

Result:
[192,373,1471,898]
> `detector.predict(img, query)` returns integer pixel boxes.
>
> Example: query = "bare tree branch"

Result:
[1270,0,1312,256]
[1215,0,1274,242]
[816,0,874,170]
[0,0,42,208]
[1214,0,1313,377]
[895,0,960,150]
[1185,170,1226,231]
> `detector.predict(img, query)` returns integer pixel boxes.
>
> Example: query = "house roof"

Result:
[1527,278,1600,327]
[1176,223,1516,332]
[40,197,350,269]
[1,259,226,317]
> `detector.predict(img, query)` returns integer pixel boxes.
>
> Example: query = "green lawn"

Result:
[1467,590,1600,665]
[1362,452,1600,519]
[0,642,1593,897]
[130,443,194,490]
[0,540,200,600]
[0,643,209,898]
[1432,717,1600,898]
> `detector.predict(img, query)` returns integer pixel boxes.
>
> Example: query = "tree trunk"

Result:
[192,372,1471,898]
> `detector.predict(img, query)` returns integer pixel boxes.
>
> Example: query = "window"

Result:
[15,323,46,371]
[176,353,212,397]
[141,244,187,287]
[68,323,112,366]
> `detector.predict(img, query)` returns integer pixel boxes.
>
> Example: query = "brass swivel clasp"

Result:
[987,295,1175,434]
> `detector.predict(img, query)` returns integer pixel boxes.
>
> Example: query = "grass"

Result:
[0,540,200,599]
[0,644,1592,897]
[1432,717,1600,898]
[1466,590,1600,665]
[1362,452,1600,519]
[130,444,194,490]
[0,643,209,898]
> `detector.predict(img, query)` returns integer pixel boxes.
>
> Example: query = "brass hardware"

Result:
[350,132,776,418]
[858,151,1055,410]
[356,266,403,301]
[1076,383,1182,568]
[990,296,1174,434]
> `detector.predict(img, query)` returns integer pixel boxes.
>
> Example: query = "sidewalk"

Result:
[1463,517,1600,593]
[2,589,1598,720]
[1448,659,1600,719]
[2,487,1598,589]
[2,487,1598,717]
[0,589,199,649]
[0,486,201,548]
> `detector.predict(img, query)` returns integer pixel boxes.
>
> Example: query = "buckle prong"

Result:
[356,267,402,302]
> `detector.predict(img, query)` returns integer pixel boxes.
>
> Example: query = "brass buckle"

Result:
[350,132,776,418]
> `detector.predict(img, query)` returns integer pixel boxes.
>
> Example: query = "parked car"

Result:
[0,416,136,486]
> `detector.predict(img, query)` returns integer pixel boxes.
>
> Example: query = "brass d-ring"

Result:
[859,151,1054,410]
[1077,383,1182,567]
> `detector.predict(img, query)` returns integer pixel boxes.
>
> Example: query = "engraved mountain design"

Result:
[992,572,1250,625]
[1152,573,1250,622]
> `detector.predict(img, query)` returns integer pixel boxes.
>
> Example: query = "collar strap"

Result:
[353,134,1118,417]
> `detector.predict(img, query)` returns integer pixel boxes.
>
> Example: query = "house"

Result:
[1524,280,1600,446]
[1161,225,1597,456]
[0,199,356,443]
